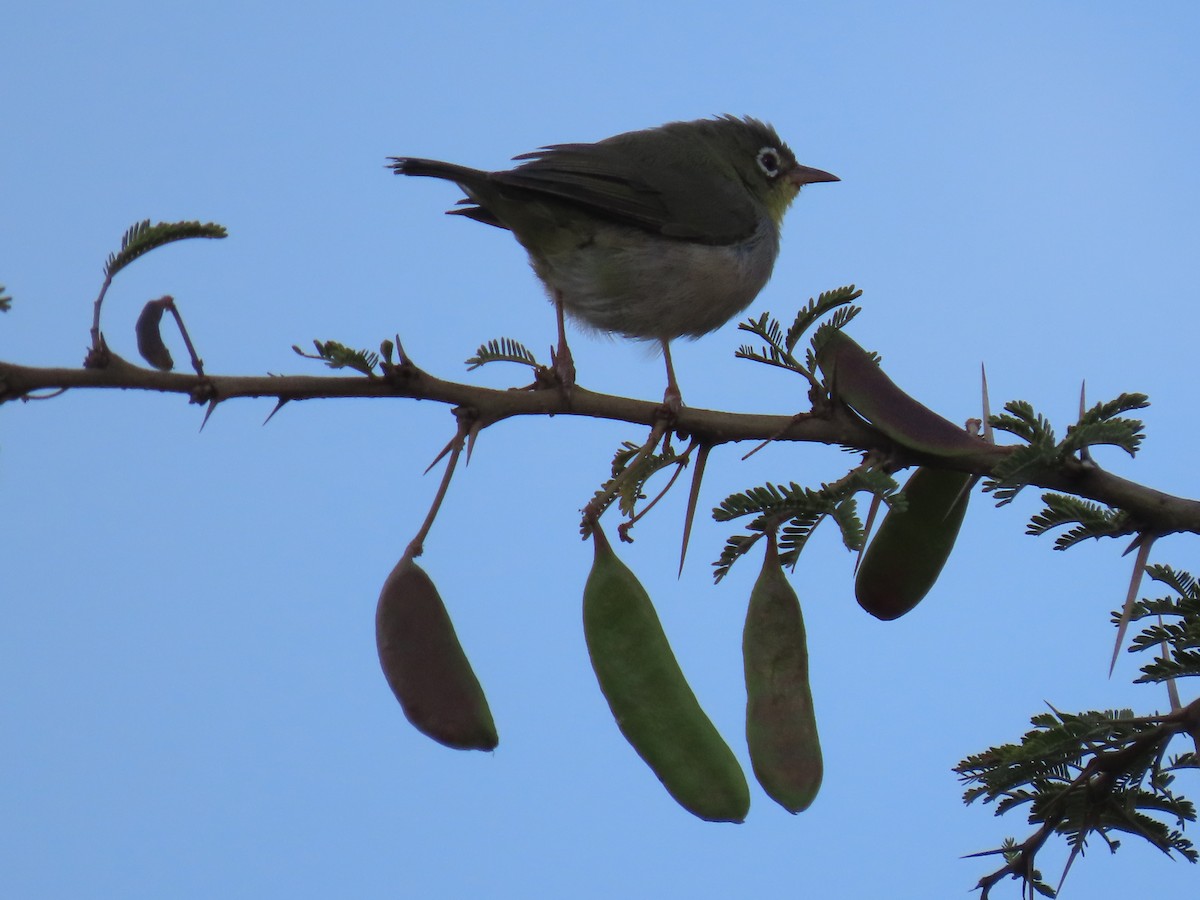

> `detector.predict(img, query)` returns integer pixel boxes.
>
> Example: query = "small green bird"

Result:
[389,116,837,407]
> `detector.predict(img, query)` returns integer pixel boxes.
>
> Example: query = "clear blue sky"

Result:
[3,3,1198,898]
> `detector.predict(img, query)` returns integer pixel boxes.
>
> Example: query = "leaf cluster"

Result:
[466,336,542,371]
[958,705,1197,896]
[704,286,878,580]
[1121,564,1200,684]
[104,220,227,279]
[1027,493,1135,549]
[293,340,381,376]
[959,564,1200,896]
[711,466,895,580]
[987,394,1148,505]
[735,285,862,391]
[585,438,686,525]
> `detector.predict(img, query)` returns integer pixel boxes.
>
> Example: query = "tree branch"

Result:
[975,697,1200,898]
[4,355,1200,538]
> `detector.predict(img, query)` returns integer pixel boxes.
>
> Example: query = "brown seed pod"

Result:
[375,558,497,751]
[815,329,982,459]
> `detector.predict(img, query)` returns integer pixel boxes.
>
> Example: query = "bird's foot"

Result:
[550,341,576,399]
[660,384,683,417]
[658,339,684,416]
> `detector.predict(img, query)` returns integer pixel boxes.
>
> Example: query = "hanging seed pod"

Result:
[743,534,822,813]
[375,558,498,751]
[583,523,749,823]
[855,466,971,620]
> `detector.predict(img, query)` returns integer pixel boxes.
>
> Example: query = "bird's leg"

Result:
[661,340,682,414]
[550,291,576,394]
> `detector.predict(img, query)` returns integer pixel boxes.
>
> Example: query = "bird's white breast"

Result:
[528,216,782,341]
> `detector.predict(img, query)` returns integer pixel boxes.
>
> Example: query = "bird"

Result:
[389,115,838,409]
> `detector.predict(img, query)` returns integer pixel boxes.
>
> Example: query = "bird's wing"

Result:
[495,142,761,245]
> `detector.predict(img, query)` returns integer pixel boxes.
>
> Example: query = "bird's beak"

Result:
[788,164,840,186]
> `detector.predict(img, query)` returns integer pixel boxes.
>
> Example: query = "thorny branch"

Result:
[3,356,1200,541]
[975,698,1200,898]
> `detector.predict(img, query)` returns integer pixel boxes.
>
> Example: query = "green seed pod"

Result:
[855,466,971,621]
[375,558,498,751]
[743,534,822,813]
[583,524,750,823]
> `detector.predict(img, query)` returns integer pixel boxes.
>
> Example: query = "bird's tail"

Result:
[387,157,485,185]
[388,157,505,228]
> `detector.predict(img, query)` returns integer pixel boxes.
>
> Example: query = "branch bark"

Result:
[4,355,1200,538]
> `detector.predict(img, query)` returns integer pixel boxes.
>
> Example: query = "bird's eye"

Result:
[756,147,782,179]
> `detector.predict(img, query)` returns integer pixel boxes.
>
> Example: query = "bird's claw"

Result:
[550,342,576,399]
[659,385,683,418]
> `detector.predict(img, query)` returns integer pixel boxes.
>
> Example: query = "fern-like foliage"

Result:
[711,465,897,580]
[736,312,797,373]
[710,288,884,578]
[0,284,10,312]
[962,563,1200,896]
[735,285,861,386]
[786,285,862,351]
[986,401,1058,504]
[1027,493,1134,549]
[985,395,1148,507]
[990,399,1058,447]
[1061,393,1149,457]
[104,220,227,279]
[958,705,1198,897]
[1120,564,1200,684]
[584,439,684,523]
[465,336,542,371]
[1144,565,1199,601]
[293,340,380,376]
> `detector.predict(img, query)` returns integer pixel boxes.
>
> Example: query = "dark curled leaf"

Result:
[814,328,984,459]
[135,300,174,370]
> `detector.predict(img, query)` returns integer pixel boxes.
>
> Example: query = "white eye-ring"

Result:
[756,147,782,178]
